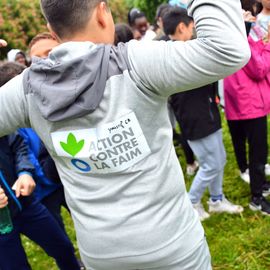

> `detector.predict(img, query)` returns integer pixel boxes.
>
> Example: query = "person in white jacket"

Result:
[0,0,250,269]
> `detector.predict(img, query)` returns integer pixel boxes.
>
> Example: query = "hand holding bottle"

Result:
[0,188,13,234]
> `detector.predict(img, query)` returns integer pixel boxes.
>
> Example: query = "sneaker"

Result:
[208,197,243,214]
[263,182,270,197]
[192,202,210,221]
[186,161,199,176]
[265,164,270,176]
[249,197,270,216]
[240,169,250,184]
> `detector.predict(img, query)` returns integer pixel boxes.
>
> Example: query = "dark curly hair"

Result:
[241,0,262,16]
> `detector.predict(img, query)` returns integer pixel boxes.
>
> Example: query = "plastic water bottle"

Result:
[0,206,13,234]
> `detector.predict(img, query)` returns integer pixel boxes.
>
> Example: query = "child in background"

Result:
[154,4,198,176]
[163,7,244,221]
[128,8,156,40]
[29,32,59,58]
[114,24,134,44]
[224,7,270,215]
[250,0,270,41]
[7,49,29,66]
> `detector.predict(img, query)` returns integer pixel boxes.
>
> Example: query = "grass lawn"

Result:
[23,113,270,269]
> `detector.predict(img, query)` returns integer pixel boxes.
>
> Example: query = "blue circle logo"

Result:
[71,159,91,172]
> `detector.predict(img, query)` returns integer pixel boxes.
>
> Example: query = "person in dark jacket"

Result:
[0,132,81,270]
[0,133,36,217]
[0,62,81,270]
[163,7,244,221]
[18,128,68,229]
[155,6,198,176]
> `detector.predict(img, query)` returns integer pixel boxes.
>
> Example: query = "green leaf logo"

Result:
[60,133,85,157]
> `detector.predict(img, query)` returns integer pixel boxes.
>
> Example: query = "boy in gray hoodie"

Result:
[0,0,250,269]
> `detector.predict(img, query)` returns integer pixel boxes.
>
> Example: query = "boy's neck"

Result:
[61,34,99,44]
[60,32,114,45]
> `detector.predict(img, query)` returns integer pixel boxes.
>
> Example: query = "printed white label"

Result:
[51,112,151,174]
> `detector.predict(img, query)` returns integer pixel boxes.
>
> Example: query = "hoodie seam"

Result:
[73,66,79,99]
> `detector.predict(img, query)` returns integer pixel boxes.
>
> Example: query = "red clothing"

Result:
[224,37,270,120]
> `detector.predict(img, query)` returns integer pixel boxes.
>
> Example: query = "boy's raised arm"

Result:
[0,41,29,136]
[0,74,30,136]
[127,0,251,97]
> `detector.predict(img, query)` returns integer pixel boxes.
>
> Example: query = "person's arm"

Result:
[243,38,270,81]
[8,132,36,197]
[0,72,30,137]
[127,0,251,97]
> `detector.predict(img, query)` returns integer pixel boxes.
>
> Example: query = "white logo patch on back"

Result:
[51,112,151,174]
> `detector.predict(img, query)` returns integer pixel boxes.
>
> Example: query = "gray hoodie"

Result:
[0,0,250,268]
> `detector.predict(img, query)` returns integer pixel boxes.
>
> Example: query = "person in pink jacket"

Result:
[224,16,270,216]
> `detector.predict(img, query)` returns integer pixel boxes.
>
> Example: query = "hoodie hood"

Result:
[23,42,129,122]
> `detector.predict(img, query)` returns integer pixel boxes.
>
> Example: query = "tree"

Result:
[110,0,129,23]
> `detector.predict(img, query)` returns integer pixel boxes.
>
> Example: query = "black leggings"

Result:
[228,116,268,197]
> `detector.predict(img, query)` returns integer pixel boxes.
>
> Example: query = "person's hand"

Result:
[14,174,36,198]
[0,39,7,47]
[262,23,270,44]
[133,29,142,40]
[0,188,8,208]
[243,10,256,23]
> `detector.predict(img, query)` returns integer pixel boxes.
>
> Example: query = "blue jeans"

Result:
[0,198,80,270]
[188,130,226,204]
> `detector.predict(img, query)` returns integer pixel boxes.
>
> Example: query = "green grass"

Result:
[23,113,270,269]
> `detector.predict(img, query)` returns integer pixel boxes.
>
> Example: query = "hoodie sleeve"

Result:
[0,72,30,137]
[127,0,251,97]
